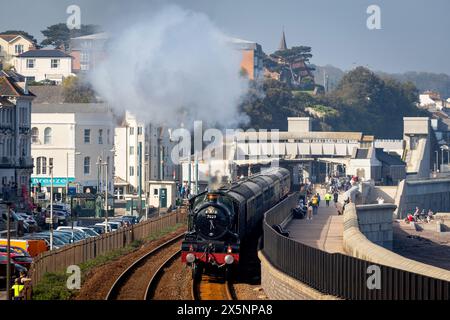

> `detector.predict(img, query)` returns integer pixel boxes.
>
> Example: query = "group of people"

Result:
[405,207,435,224]
[178,183,191,199]
[296,189,340,221]
[11,271,32,300]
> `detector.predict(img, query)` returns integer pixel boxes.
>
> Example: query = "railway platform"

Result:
[285,201,344,254]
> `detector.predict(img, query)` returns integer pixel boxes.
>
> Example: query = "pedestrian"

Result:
[311,194,319,215]
[316,193,321,206]
[324,192,332,207]
[306,200,313,220]
[11,278,24,300]
[333,191,339,207]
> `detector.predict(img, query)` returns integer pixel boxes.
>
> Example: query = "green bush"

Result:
[32,272,73,300]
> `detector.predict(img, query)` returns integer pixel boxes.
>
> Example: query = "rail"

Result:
[262,194,450,300]
[106,234,184,300]
[30,208,187,288]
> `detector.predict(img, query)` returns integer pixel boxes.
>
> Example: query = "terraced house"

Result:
[0,70,34,203]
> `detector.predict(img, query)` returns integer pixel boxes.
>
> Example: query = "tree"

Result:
[62,76,96,103]
[41,23,101,50]
[0,30,40,48]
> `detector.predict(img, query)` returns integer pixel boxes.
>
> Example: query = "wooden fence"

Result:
[30,209,187,286]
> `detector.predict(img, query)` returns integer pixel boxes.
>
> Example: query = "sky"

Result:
[1,0,449,74]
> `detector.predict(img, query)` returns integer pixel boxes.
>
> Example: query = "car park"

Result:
[87,224,111,234]
[0,251,33,270]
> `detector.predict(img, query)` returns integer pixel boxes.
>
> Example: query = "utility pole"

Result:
[6,203,11,300]
[104,160,109,234]
[138,141,142,216]
[50,163,54,250]
[195,154,199,195]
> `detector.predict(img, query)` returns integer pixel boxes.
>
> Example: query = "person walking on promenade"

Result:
[333,191,339,207]
[311,194,319,215]
[306,200,313,220]
[324,192,332,207]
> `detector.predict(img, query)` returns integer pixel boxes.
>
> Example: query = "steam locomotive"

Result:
[181,167,290,272]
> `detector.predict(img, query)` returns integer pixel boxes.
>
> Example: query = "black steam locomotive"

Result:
[181,167,290,271]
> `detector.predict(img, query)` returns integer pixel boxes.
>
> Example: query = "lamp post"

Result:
[49,163,54,250]
[5,202,12,300]
[435,150,439,173]
[66,151,81,203]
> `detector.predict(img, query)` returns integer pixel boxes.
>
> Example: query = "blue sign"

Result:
[31,177,75,187]
[68,187,77,195]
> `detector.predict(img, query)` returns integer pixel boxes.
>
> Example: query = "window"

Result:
[36,157,47,175]
[98,129,103,144]
[36,157,41,175]
[129,127,134,135]
[84,129,90,143]
[84,157,90,175]
[80,52,90,63]
[31,127,39,144]
[137,127,143,135]
[44,127,52,144]
[129,166,135,177]
[15,44,24,54]
[26,59,35,68]
[107,129,110,144]
[153,189,158,195]
[51,59,60,68]
[129,146,134,155]
[49,158,53,172]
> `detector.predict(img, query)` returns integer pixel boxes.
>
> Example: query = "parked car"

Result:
[16,213,38,232]
[46,204,71,216]
[94,222,117,232]
[56,229,87,242]
[0,250,33,270]
[87,225,111,234]
[121,215,139,225]
[56,226,99,238]
[0,255,27,285]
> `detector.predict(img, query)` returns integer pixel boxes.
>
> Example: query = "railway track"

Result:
[192,272,235,300]
[105,233,185,300]
[144,250,181,300]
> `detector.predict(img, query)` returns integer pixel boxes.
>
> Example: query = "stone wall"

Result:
[258,251,340,300]
[396,178,450,218]
[343,203,450,282]
[356,204,395,249]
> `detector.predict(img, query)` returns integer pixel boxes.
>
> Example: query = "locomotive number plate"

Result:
[205,206,218,219]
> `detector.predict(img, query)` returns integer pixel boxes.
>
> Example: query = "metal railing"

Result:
[262,194,450,300]
[29,208,187,286]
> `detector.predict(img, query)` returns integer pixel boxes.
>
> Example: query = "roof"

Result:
[17,49,72,58]
[375,148,406,166]
[0,70,35,97]
[0,34,33,43]
[114,176,130,186]
[29,86,64,104]
[355,148,369,159]
[70,32,109,41]
[237,131,363,141]
[32,103,113,114]
[279,30,287,51]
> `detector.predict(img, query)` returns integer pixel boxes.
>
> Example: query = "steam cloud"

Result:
[90,5,249,128]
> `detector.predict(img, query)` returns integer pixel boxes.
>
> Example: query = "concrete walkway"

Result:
[286,201,345,254]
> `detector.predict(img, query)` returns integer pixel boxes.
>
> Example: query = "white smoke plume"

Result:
[90,5,249,128]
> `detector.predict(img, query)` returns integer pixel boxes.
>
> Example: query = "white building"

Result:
[14,49,73,84]
[31,103,115,199]
[114,112,178,199]
[0,71,34,201]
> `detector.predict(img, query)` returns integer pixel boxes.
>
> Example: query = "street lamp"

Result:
[435,150,439,173]
[49,163,54,250]
[441,145,449,172]
[66,151,81,203]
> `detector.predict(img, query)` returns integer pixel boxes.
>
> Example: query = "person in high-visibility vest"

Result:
[11,278,24,300]
[324,192,332,207]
